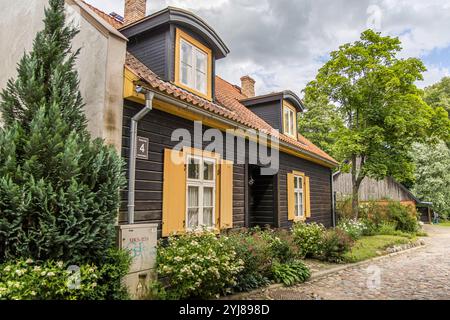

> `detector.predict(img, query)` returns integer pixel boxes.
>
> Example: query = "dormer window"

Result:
[175,28,213,100]
[283,102,297,138]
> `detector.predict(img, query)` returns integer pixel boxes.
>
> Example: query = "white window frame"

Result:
[283,105,296,138]
[180,39,208,96]
[294,175,304,218]
[185,154,216,231]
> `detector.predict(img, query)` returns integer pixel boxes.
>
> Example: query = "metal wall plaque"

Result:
[136,136,149,160]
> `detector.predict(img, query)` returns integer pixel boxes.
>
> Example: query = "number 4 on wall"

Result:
[136,136,149,160]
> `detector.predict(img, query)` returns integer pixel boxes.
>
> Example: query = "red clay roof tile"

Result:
[82,1,337,166]
[125,53,337,165]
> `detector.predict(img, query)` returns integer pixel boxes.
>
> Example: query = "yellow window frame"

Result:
[292,171,306,222]
[283,101,298,139]
[174,28,213,101]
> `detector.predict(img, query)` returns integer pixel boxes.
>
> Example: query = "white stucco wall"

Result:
[0,0,126,151]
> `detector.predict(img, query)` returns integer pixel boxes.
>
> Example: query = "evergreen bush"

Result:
[0,0,125,265]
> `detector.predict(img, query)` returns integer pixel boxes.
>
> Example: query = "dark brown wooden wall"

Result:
[121,102,245,237]
[121,101,333,236]
[246,100,282,131]
[278,152,333,228]
[127,26,170,80]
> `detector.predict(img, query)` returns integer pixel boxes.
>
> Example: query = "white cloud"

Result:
[86,0,450,95]
[420,65,450,88]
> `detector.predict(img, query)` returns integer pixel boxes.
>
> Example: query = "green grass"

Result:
[438,221,450,227]
[343,235,413,263]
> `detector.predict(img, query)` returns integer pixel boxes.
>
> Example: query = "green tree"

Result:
[304,30,450,217]
[423,76,450,116]
[423,77,450,147]
[412,142,450,220]
[0,0,125,265]
[298,92,344,160]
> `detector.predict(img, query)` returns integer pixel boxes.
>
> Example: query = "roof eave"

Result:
[119,6,229,59]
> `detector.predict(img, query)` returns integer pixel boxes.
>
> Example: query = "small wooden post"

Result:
[428,207,432,224]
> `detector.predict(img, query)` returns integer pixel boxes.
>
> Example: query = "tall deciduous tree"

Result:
[423,76,450,147]
[298,92,344,161]
[0,0,125,264]
[411,142,450,220]
[304,30,450,217]
[424,76,450,117]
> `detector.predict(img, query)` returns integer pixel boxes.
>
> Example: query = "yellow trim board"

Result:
[174,28,213,101]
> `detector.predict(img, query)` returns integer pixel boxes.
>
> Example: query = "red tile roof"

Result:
[80,0,124,29]
[126,53,337,165]
[82,1,338,166]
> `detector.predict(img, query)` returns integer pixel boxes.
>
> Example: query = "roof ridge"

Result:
[80,0,124,28]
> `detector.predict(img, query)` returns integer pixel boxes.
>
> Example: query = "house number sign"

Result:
[136,136,149,160]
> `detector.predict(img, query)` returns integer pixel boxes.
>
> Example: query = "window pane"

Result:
[294,176,298,189]
[203,208,213,227]
[203,161,214,181]
[203,187,213,206]
[298,176,303,190]
[181,63,190,86]
[188,208,199,229]
[196,71,207,94]
[284,109,289,133]
[188,157,200,179]
[289,110,294,135]
[195,50,207,73]
[295,192,299,216]
[188,186,199,207]
[181,41,192,65]
[299,193,303,216]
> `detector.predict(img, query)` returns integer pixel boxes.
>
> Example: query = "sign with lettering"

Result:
[120,224,158,273]
[136,136,149,160]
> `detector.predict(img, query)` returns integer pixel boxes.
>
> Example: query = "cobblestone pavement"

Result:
[244,225,450,300]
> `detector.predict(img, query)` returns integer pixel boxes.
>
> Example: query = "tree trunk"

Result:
[351,181,360,219]
[351,155,364,219]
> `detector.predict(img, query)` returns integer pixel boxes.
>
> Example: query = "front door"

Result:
[247,164,277,228]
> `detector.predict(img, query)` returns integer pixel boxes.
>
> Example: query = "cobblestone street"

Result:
[245,225,450,300]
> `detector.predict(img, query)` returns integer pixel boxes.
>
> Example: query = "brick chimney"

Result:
[124,0,147,25]
[240,76,256,98]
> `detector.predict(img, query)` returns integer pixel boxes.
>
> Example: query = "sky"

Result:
[87,0,450,96]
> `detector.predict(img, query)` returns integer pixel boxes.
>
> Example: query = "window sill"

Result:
[293,216,306,223]
[173,80,212,102]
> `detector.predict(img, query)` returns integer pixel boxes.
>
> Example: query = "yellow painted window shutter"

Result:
[162,148,186,237]
[305,176,311,218]
[287,172,295,221]
[219,160,233,229]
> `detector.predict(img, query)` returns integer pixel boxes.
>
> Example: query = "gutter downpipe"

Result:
[127,86,154,225]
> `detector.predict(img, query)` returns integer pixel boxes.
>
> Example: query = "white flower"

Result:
[57,261,64,268]
[30,291,36,296]
[47,272,55,277]
[33,266,41,272]
[15,269,25,276]
[40,271,47,276]
[4,266,11,272]
[25,258,34,264]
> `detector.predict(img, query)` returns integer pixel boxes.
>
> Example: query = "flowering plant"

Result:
[337,218,367,240]
[155,231,244,299]
[0,259,100,300]
[0,249,130,300]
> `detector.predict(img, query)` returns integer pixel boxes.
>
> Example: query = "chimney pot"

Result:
[240,75,256,98]
[124,0,147,25]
